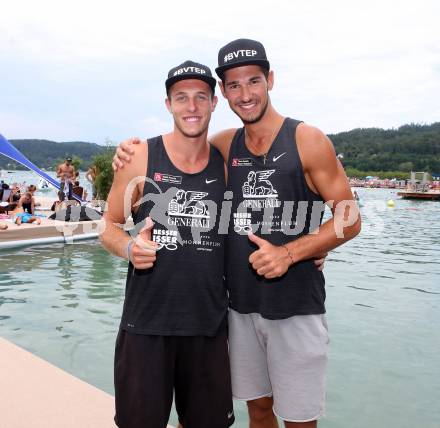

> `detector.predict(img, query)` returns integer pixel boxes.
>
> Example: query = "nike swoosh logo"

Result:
[227,411,234,419]
[272,152,286,162]
[205,179,217,184]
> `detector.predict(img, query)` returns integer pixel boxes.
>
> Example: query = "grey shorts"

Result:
[228,309,329,422]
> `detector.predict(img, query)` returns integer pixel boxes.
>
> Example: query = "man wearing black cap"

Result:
[113,39,360,428]
[101,60,234,428]
[211,39,360,428]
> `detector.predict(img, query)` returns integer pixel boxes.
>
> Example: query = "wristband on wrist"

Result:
[282,244,294,266]
[126,240,134,262]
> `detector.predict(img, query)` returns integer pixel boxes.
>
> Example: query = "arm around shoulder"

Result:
[208,128,237,162]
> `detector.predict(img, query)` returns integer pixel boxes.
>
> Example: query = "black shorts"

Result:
[114,329,235,428]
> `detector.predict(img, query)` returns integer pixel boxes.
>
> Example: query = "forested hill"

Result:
[0,139,109,170]
[2,123,440,173]
[329,123,440,173]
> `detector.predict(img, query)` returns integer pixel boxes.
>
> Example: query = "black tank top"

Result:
[120,136,228,336]
[226,118,326,319]
[22,201,32,213]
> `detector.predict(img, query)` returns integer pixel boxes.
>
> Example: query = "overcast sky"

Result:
[1,0,439,144]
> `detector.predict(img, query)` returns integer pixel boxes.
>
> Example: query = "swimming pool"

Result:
[1,187,439,428]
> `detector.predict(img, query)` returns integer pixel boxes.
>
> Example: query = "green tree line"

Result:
[330,122,440,174]
[0,139,109,170]
[2,123,440,178]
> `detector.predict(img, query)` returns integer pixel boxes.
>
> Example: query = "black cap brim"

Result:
[165,74,217,94]
[215,59,270,79]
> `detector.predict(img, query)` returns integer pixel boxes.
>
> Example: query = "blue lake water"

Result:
[0,172,439,428]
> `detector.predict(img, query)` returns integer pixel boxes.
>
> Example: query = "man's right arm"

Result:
[100,157,138,258]
[101,144,157,269]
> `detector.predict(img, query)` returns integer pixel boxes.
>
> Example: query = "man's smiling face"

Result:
[220,65,273,124]
[166,79,217,138]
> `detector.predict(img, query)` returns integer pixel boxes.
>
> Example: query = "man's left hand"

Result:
[249,234,329,278]
[248,233,291,279]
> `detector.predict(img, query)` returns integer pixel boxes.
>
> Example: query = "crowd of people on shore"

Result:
[0,183,42,228]
[0,157,97,231]
[349,177,440,189]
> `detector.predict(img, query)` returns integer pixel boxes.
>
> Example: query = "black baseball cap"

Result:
[216,39,270,79]
[165,60,216,94]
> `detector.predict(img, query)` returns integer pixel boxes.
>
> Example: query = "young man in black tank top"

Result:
[101,62,234,428]
[113,40,360,428]
[211,40,361,428]
[216,39,360,428]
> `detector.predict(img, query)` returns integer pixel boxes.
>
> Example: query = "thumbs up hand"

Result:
[130,217,158,269]
[247,232,269,249]
[136,217,154,245]
[248,233,293,279]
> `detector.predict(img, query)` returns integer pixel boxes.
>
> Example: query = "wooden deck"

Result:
[0,337,174,427]
[397,190,440,200]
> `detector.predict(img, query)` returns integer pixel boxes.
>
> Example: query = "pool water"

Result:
[1,187,439,428]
